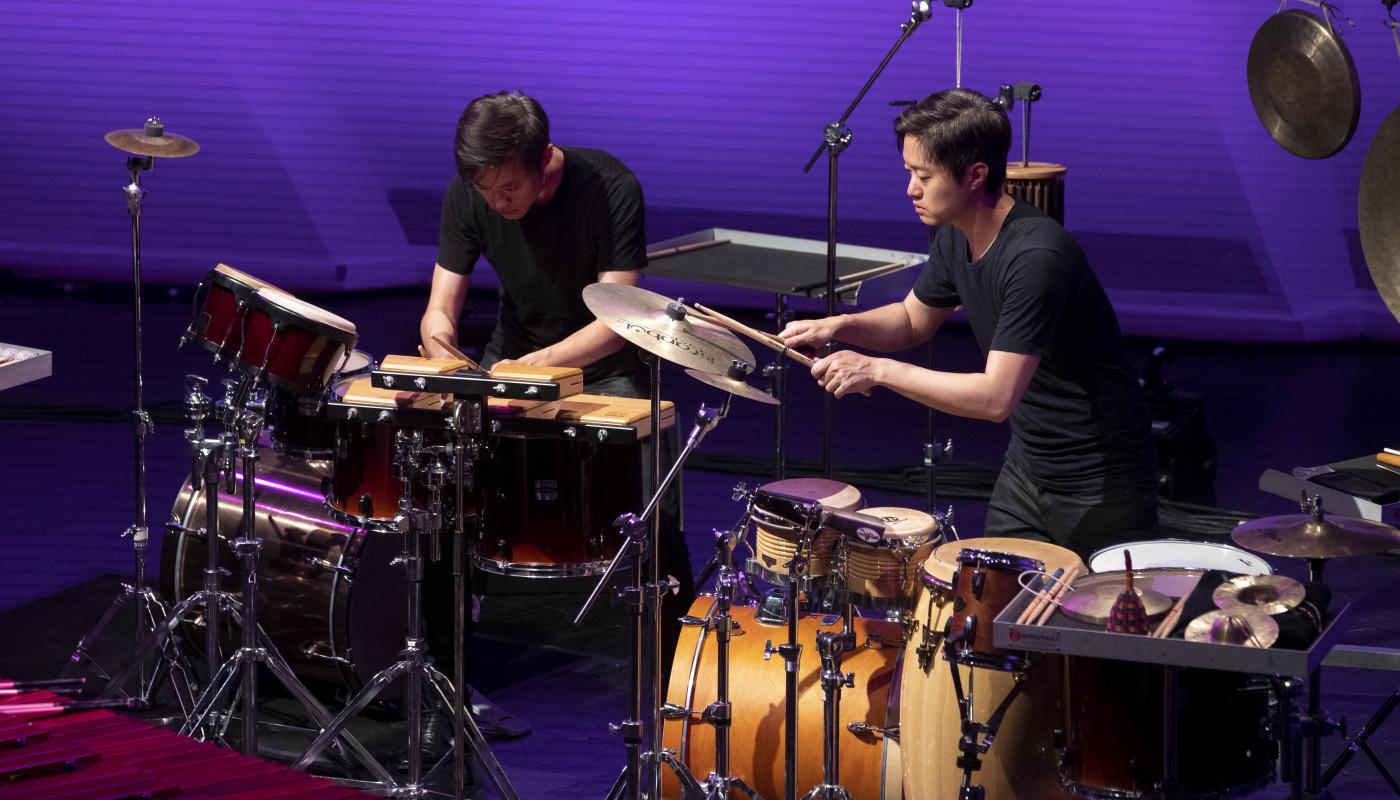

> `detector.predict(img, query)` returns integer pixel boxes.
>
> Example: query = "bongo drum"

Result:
[235,287,357,396]
[900,537,1083,800]
[183,263,282,358]
[842,507,939,608]
[749,478,863,583]
[1005,162,1067,224]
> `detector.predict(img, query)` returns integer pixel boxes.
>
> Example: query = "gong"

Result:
[1247,8,1361,159]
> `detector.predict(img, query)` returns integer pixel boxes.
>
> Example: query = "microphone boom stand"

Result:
[802,0,933,479]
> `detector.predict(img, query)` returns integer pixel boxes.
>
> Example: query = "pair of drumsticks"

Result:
[418,335,479,369]
[1015,565,1084,626]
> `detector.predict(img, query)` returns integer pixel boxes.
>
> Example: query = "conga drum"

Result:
[900,537,1083,800]
[663,596,902,799]
[1005,161,1067,224]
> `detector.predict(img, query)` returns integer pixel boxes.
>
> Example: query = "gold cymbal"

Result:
[105,118,200,158]
[684,366,779,405]
[1212,574,1305,616]
[1231,509,1400,559]
[1059,582,1172,626]
[583,283,755,375]
[1184,609,1280,648]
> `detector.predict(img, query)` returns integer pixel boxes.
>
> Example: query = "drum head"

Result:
[756,477,862,510]
[1088,539,1273,576]
[251,287,358,336]
[926,536,1084,588]
[862,507,937,545]
[213,262,280,292]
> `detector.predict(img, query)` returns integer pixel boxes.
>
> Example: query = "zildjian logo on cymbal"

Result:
[620,320,722,368]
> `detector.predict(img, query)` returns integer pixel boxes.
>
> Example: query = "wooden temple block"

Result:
[556,394,676,439]
[340,378,446,410]
[486,364,584,398]
[486,397,561,418]
[380,354,473,375]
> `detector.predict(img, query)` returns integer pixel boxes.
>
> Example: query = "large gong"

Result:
[1247,9,1361,159]
[1360,105,1400,324]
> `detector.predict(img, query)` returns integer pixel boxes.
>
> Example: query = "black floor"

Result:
[1,280,1398,798]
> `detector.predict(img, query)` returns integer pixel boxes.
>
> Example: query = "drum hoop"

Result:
[248,288,359,342]
[956,548,1044,575]
[1087,538,1273,574]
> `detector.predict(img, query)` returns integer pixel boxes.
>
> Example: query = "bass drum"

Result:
[160,449,407,691]
[662,596,902,800]
[901,538,1082,800]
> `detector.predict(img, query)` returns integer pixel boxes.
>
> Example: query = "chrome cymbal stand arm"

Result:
[583,393,730,800]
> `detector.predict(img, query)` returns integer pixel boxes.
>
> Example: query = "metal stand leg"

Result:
[1321,687,1400,793]
[800,626,855,800]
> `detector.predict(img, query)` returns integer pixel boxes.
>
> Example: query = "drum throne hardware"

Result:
[294,429,518,800]
[802,0,934,480]
[66,118,201,708]
[658,505,764,800]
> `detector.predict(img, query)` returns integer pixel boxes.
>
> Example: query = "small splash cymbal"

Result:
[1060,583,1172,626]
[684,365,779,405]
[1184,609,1279,648]
[1213,574,1305,616]
[105,118,200,158]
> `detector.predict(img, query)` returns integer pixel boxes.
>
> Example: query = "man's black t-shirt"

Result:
[913,199,1152,493]
[436,146,646,384]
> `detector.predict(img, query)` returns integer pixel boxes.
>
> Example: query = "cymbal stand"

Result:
[802,611,856,800]
[64,152,198,711]
[580,393,731,800]
[450,399,483,800]
[802,0,933,478]
[659,506,763,800]
[763,293,792,480]
[764,501,823,800]
[293,430,517,799]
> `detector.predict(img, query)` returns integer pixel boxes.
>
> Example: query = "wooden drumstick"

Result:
[1152,575,1201,638]
[429,334,480,369]
[1023,567,1070,625]
[1015,567,1063,625]
[691,302,814,367]
[1033,566,1082,626]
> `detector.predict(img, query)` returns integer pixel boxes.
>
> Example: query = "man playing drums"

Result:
[780,88,1157,560]
[418,90,695,727]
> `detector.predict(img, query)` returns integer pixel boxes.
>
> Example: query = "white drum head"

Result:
[1089,539,1273,576]
[254,287,358,335]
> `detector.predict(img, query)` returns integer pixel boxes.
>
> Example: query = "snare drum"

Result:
[235,287,357,396]
[842,507,939,608]
[901,538,1082,800]
[749,478,864,583]
[183,264,281,357]
[663,596,902,800]
[1089,539,1273,576]
[270,351,375,458]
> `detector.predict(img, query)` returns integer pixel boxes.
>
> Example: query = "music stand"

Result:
[645,228,923,480]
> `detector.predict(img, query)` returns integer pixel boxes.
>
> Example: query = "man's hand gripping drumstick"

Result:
[689,303,872,397]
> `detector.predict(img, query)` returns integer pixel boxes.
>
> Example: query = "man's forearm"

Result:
[525,320,625,368]
[834,303,930,352]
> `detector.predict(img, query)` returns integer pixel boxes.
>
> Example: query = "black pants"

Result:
[983,456,1159,562]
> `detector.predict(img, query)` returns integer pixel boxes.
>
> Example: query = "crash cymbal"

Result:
[105,118,200,158]
[1231,508,1400,559]
[1184,609,1279,648]
[684,364,779,405]
[583,283,755,375]
[1246,9,1360,159]
[1060,581,1172,626]
[1360,104,1400,326]
[1213,574,1305,616]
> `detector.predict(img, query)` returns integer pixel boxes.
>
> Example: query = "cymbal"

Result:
[1184,609,1279,648]
[1360,104,1400,326]
[105,118,200,158]
[1246,9,1359,159]
[583,283,755,375]
[684,366,779,405]
[1213,574,1305,616]
[1231,510,1400,559]
[1059,583,1172,626]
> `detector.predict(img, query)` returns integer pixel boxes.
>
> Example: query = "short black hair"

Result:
[454,91,551,181]
[894,88,1010,196]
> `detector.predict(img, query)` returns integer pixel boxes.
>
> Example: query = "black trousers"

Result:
[982,456,1159,563]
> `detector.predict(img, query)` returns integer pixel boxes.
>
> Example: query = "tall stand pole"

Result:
[803,1,933,480]
[125,156,154,693]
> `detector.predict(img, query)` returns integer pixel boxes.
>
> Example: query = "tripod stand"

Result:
[292,429,517,799]
[66,124,200,709]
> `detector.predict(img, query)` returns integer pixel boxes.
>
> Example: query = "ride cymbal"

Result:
[105,118,200,158]
[583,283,755,375]
[1184,609,1279,648]
[1231,509,1400,559]
[1212,574,1305,615]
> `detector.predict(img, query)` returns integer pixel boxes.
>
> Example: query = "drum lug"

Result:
[847,721,899,742]
[679,615,708,627]
[301,556,352,575]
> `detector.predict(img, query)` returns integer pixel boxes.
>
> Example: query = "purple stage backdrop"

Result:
[3,1,1399,341]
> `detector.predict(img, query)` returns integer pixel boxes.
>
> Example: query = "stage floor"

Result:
[1,282,1397,797]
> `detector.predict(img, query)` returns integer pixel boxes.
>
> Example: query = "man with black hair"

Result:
[416,91,694,744]
[780,88,1156,559]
